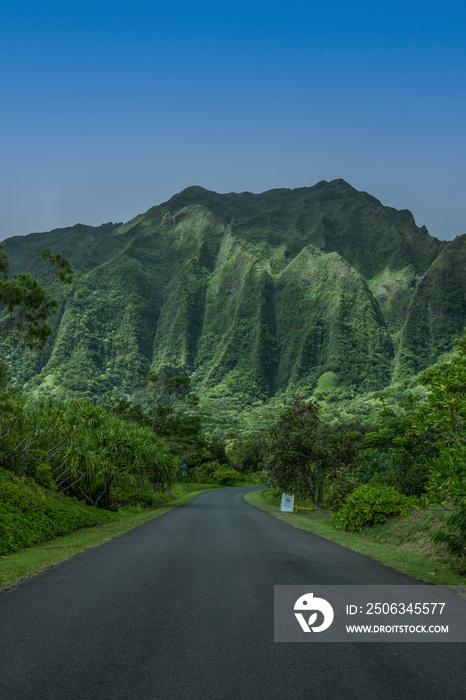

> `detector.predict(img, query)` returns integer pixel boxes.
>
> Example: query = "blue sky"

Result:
[1,1,465,241]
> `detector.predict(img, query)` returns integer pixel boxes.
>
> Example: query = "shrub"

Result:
[191,462,241,486]
[191,460,221,484]
[431,509,466,572]
[333,483,410,532]
[0,467,114,555]
[212,467,241,486]
[33,464,57,490]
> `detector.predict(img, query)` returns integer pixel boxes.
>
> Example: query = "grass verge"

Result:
[0,486,214,592]
[244,489,466,588]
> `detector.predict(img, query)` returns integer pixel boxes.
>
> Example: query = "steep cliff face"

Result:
[2,180,463,404]
[397,233,466,376]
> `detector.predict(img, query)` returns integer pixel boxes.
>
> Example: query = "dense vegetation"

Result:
[238,333,466,573]
[0,245,252,556]
[1,182,465,573]
[0,373,253,556]
[2,180,464,417]
[0,466,115,555]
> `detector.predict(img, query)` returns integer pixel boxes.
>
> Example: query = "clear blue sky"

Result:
[1,1,465,241]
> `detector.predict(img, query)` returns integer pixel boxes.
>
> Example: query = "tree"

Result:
[0,244,73,351]
[414,334,466,503]
[413,334,466,561]
[229,433,267,473]
[112,371,210,471]
[0,396,176,507]
[266,397,331,506]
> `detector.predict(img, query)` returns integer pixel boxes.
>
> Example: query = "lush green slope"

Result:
[0,467,115,555]
[2,180,464,407]
[397,233,466,376]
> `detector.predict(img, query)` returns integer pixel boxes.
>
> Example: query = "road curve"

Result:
[0,486,464,700]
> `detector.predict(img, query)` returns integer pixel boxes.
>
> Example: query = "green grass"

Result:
[244,490,466,587]
[0,486,216,591]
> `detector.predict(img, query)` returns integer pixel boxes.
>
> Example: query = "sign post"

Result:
[280,493,295,512]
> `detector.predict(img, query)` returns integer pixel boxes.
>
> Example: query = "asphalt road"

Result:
[1,486,465,700]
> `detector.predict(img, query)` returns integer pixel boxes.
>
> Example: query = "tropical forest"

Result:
[1,179,465,584]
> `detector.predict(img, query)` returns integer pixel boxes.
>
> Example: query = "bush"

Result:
[431,509,466,572]
[333,483,410,532]
[192,462,242,486]
[191,460,221,484]
[212,467,241,485]
[33,464,57,490]
[0,467,115,555]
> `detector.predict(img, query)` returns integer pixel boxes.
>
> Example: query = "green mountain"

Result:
[2,179,464,406]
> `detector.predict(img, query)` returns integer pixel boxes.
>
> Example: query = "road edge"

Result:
[244,489,466,589]
[0,488,212,592]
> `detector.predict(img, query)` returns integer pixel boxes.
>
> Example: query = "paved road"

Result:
[1,486,465,699]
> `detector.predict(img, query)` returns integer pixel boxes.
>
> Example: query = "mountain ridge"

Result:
[2,181,464,408]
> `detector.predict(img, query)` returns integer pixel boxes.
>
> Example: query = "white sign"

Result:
[280,493,295,512]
